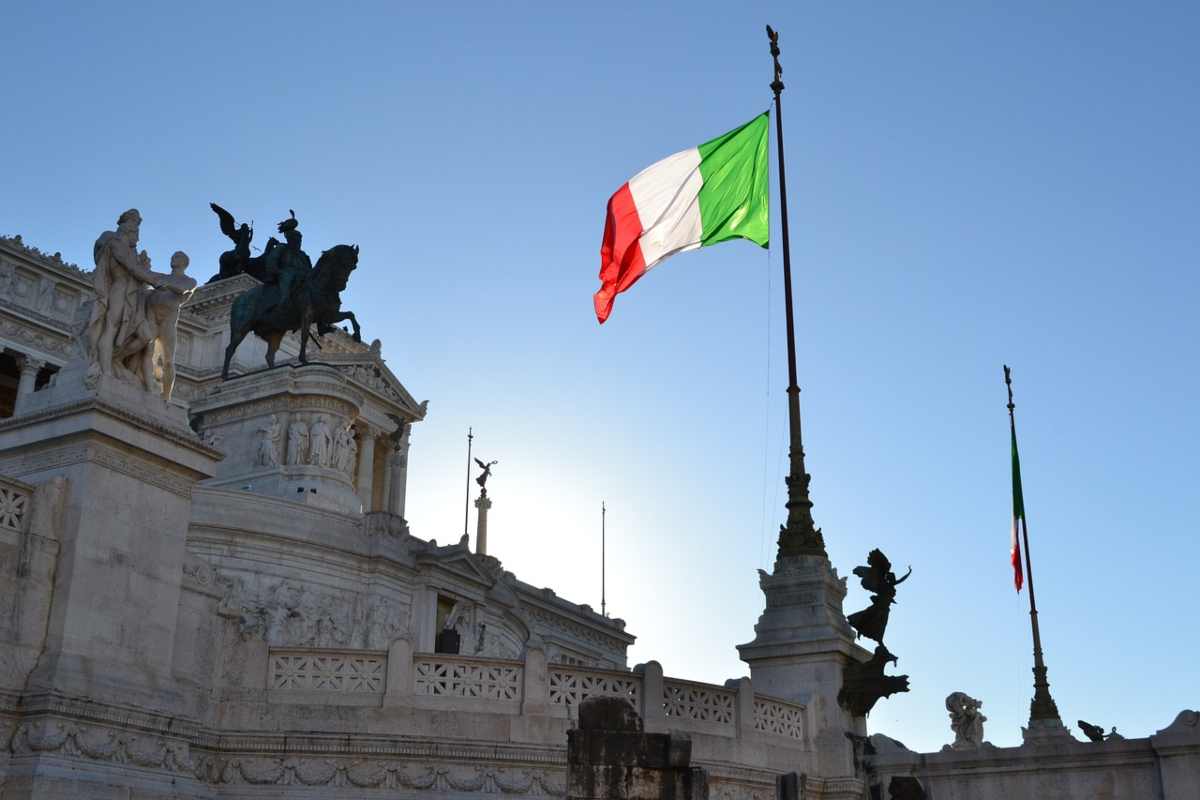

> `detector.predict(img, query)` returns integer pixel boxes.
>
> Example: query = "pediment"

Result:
[326,352,427,421]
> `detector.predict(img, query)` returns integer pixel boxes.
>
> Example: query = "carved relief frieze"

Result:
[0,315,71,358]
[524,606,627,653]
[216,573,405,650]
[194,757,566,794]
[10,718,195,776]
[200,394,358,427]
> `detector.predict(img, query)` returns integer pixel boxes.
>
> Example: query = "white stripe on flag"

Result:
[627,147,704,273]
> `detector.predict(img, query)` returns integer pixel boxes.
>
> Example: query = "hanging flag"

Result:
[594,113,770,323]
[1010,424,1026,592]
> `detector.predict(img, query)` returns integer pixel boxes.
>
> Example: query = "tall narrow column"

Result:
[13,356,44,415]
[474,488,492,555]
[356,425,376,512]
[388,428,410,519]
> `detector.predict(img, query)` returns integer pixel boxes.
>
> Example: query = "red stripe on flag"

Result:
[1011,523,1024,592]
[594,182,646,324]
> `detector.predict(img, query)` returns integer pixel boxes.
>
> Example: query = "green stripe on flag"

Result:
[1011,426,1026,522]
[697,113,770,249]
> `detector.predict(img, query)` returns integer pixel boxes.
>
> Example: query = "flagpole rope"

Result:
[759,221,772,571]
[759,99,783,570]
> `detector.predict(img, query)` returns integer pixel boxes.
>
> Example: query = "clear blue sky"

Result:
[3,2,1197,751]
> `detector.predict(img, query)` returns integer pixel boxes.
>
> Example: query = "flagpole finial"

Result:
[1004,364,1015,414]
[766,25,784,97]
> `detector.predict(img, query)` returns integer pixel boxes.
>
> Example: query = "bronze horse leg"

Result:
[320,311,362,342]
[264,332,285,369]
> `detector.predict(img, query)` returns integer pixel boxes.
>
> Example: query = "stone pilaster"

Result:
[387,429,410,519]
[356,424,376,512]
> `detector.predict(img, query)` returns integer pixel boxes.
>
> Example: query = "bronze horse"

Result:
[222,244,361,379]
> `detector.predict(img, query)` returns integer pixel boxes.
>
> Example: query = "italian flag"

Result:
[1010,424,1026,592]
[594,113,770,324]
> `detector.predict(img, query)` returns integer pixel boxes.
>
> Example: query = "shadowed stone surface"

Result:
[568,697,707,800]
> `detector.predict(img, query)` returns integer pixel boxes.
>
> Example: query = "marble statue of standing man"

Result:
[87,209,164,383]
[286,419,309,466]
[112,251,197,400]
[308,416,332,467]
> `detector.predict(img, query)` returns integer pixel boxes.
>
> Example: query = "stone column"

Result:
[356,425,376,512]
[387,428,410,519]
[381,449,394,511]
[474,489,492,555]
[13,355,44,415]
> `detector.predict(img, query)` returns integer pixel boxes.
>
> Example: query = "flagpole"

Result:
[601,501,607,618]
[464,427,474,540]
[767,26,825,562]
[1004,366,1063,728]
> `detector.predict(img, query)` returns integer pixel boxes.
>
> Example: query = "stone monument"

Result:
[0,210,221,739]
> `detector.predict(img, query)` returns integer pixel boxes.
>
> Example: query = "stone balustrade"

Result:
[264,642,809,747]
[0,474,32,539]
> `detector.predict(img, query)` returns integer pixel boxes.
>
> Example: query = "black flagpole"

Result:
[767,26,825,563]
[1004,366,1063,727]
[464,427,473,540]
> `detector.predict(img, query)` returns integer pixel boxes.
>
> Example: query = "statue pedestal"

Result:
[737,554,869,793]
[190,364,367,514]
[0,366,219,711]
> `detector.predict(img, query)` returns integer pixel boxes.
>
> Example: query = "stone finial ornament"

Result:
[946,692,987,749]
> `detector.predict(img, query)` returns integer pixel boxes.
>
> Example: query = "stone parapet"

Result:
[866,712,1200,800]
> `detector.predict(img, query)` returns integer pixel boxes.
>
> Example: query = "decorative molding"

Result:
[10,718,195,775]
[0,235,90,279]
[0,394,211,456]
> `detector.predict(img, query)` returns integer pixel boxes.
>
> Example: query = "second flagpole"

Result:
[767,25,825,561]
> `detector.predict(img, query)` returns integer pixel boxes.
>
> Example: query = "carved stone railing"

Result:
[261,643,808,749]
[753,696,807,741]
[662,677,737,729]
[413,654,522,701]
[0,475,32,540]
[268,648,387,705]
[548,665,642,716]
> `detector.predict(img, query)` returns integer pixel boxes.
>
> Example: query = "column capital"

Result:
[17,355,46,376]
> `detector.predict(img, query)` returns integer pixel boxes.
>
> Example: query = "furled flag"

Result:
[594,113,770,323]
[1010,423,1026,592]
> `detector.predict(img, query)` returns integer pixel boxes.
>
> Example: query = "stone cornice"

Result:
[0,394,216,459]
[0,235,91,285]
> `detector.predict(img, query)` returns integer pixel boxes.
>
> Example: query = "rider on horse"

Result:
[256,210,312,317]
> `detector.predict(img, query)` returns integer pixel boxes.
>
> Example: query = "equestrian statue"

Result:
[221,209,361,379]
